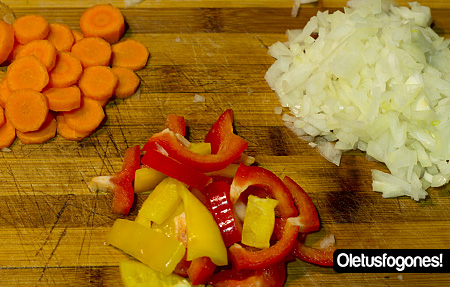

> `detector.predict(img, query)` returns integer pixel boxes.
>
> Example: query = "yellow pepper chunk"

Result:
[188,142,211,155]
[134,168,167,193]
[107,219,185,275]
[177,186,228,266]
[135,177,183,225]
[241,195,278,249]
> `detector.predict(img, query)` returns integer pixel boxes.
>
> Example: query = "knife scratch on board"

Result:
[38,227,67,282]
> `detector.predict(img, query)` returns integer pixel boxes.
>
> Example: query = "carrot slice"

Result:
[0,120,16,148]
[6,55,49,92]
[0,20,14,64]
[62,96,105,133]
[16,39,57,71]
[111,67,140,99]
[43,85,81,112]
[48,51,83,88]
[7,41,25,63]
[56,113,92,141]
[12,15,50,45]
[16,112,56,144]
[47,23,75,52]
[0,77,12,108]
[71,30,84,43]
[111,39,149,71]
[71,37,111,68]
[79,4,125,44]
[78,66,118,101]
[5,89,49,132]
[0,105,5,128]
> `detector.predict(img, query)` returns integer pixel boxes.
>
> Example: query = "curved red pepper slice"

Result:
[165,114,186,136]
[209,260,286,287]
[283,176,319,233]
[143,129,248,173]
[187,256,217,285]
[141,148,212,190]
[110,145,140,215]
[205,109,234,154]
[207,181,242,247]
[230,164,298,218]
[228,217,299,271]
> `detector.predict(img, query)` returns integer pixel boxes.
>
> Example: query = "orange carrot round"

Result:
[48,51,83,88]
[5,89,49,132]
[62,96,105,133]
[71,30,84,43]
[16,112,56,144]
[78,65,118,101]
[7,41,25,63]
[111,67,140,99]
[16,39,57,71]
[43,85,81,112]
[56,113,92,141]
[0,20,14,64]
[79,4,125,44]
[0,77,12,108]
[0,120,16,148]
[47,23,75,52]
[71,37,111,68]
[6,55,49,92]
[12,15,50,45]
[0,105,5,128]
[111,39,149,71]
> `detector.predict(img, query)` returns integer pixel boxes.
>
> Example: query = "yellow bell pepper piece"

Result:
[188,142,211,155]
[107,219,185,275]
[177,186,228,266]
[120,260,197,287]
[134,168,167,193]
[151,201,185,239]
[135,177,184,225]
[241,195,278,249]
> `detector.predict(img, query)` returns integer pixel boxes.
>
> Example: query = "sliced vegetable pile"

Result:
[0,4,149,148]
[266,0,450,200]
[90,110,336,286]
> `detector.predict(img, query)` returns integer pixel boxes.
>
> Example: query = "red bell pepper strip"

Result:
[141,148,212,190]
[165,114,186,136]
[173,253,191,278]
[230,164,298,218]
[207,181,242,247]
[187,256,217,285]
[228,217,300,271]
[110,145,140,215]
[283,176,319,233]
[143,129,248,173]
[205,109,234,154]
[209,258,287,287]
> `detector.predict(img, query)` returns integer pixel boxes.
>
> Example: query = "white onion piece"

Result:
[266,0,450,200]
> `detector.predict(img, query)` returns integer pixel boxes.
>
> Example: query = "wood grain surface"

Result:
[0,0,449,286]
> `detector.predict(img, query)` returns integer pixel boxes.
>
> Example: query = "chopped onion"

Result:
[266,0,450,200]
[193,93,206,103]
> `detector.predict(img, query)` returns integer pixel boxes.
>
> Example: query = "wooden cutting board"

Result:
[0,0,449,286]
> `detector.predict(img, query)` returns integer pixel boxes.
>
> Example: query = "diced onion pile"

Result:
[265,0,450,200]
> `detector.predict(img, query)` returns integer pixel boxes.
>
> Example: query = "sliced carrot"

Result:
[5,89,49,132]
[0,120,16,148]
[62,96,105,133]
[78,66,118,101]
[0,105,5,128]
[48,51,83,88]
[71,37,111,68]
[43,85,81,112]
[47,23,75,52]
[12,15,50,45]
[111,39,149,71]
[79,4,125,44]
[0,77,12,108]
[6,55,49,92]
[0,20,14,64]
[16,39,57,71]
[111,67,140,99]
[7,41,25,63]
[71,30,84,43]
[56,113,92,141]
[16,112,56,144]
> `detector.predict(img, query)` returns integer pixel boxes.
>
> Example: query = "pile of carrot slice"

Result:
[0,4,149,148]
